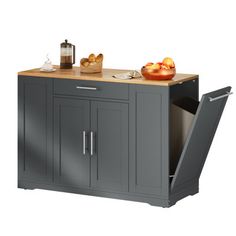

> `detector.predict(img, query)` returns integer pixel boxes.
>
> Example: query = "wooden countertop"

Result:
[18,66,198,86]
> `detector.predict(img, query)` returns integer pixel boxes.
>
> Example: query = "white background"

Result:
[0,0,236,235]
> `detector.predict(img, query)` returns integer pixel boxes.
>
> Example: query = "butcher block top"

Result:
[18,66,198,86]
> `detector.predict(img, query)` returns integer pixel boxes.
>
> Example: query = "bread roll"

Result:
[88,54,96,62]
[96,53,103,63]
[80,58,89,67]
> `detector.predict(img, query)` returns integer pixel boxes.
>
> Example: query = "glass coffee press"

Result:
[60,39,75,69]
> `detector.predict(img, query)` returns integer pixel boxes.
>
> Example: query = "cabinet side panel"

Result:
[18,77,24,182]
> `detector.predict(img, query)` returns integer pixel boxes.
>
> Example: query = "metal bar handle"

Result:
[76,86,97,91]
[209,91,233,102]
[90,131,94,156]
[82,131,86,155]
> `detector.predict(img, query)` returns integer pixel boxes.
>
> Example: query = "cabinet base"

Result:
[169,179,199,206]
[18,180,199,208]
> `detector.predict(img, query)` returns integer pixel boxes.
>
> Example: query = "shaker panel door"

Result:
[18,77,53,183]
[54,98,90,188]
[91,101,128,192]
[129,85,170,197]
[135,92,162,195]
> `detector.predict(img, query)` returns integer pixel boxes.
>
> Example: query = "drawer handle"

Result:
[76,86,98,91]
[209,91,233,102]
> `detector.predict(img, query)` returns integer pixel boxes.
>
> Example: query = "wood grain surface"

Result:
[18,66,198,86]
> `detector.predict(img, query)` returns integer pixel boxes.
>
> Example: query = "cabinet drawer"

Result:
[53,79,129,100]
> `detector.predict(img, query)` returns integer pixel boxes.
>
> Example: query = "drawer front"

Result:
[54,79,129,100]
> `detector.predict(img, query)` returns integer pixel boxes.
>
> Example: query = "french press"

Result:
[60,39,75,69]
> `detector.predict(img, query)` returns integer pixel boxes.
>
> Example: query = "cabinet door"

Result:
[129,85,169,197]
[91,101,128,192]
[18,76,53,184]
[54,98,90,188]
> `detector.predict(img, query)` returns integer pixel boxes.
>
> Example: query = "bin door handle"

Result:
[209,91,233,102]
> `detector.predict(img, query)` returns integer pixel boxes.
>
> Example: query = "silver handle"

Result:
[209,91,233,102]
[76,86,97,91]
[82,131,86,155]
[90,131,94,156]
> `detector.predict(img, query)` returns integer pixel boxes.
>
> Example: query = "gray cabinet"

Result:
[54,98,90,188]
[53,98,128,192]
[129,86,169,197]
[91,101,128,192]
[18,77,53,184]
[18,75,232,207]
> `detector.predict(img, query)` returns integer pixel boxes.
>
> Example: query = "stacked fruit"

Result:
[144,57,175,70]
[141,57,176,80]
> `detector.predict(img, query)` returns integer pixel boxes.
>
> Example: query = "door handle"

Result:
[82,131,86,155]
[76,86,98,91]
[209,91,233,102]
[90,131,94,156]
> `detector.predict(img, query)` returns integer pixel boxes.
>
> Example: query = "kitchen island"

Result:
[18,66,231,207]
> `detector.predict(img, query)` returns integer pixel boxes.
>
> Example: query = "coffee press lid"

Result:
[61,39,72,48]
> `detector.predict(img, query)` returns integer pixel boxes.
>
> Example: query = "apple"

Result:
[145,62,154,67]
[162,57,175,68]
[144,58,175,70]
[151,63,161,70]
[161,64,169,69]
